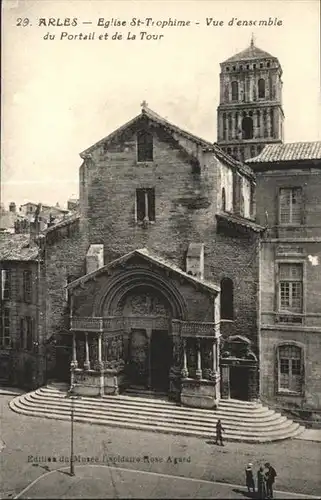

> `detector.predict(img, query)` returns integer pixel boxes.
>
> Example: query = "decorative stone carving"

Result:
[201,339,213,380]
[220,335,257,362]
[186,338,197,378]
[76,339,85,368]
[116,291,169,317]
[172,336,181,367]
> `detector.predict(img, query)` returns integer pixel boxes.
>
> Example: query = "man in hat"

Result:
[265,462,277,499]
[245,463,255,493]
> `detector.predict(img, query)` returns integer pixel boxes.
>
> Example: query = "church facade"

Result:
[64,107,262,407]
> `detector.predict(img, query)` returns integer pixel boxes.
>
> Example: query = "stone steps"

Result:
[9,385,305,443]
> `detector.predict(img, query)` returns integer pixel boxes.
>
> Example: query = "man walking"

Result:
[215,419,225,446]
[265,462,277,499]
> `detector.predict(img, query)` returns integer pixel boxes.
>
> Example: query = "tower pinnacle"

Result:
[251,33,255,47]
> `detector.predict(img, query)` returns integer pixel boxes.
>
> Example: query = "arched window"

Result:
[277,344,303,393]
[258,78,265,99]
[231,81,239,101]
[242,116,253,139]
[220,278,234,320]
[137,129,153,162]
[221,188,226,211]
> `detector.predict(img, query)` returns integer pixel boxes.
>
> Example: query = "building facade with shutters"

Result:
[247,144,321,415]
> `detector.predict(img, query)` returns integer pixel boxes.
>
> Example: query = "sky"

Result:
[1,0,321,209]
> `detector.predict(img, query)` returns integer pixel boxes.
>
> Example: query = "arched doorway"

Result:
[103,281,177,393]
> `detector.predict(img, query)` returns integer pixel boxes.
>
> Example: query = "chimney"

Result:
[9,202,16,213]
[186,243,204,280]
[86,244,104,274]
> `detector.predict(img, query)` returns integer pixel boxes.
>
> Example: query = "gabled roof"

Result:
[67,247,220,293]
[80,106,212,158]
[223,43,277,63]
[79,106,255,180]
[0,234,39,261]
[246,141,321,164]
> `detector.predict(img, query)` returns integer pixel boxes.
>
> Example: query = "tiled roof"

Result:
[0,234,39,261]
[246,142,321,164]
[223,44,276,63]
[216,212,265,233]
[67,248,220,293]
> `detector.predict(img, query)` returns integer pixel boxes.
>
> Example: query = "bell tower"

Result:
[217,36,284,162]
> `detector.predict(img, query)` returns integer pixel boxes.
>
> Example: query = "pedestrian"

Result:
[265,462,277,499]
[215,419,225,446]
[245,463,255,493]
[257,466,267,499]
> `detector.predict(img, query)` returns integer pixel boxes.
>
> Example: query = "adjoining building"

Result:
[0,232,46,389]
[247,142,321,415]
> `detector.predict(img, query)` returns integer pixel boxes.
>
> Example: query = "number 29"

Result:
[16,18,30,27]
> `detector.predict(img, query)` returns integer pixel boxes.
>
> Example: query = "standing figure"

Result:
[265,462,277,499]
[257,466,267,499]
[245,463,255,493]
[215,419,225,446]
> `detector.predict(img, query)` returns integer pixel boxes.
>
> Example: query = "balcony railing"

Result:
[70,317,103,332]
[70,316,216,335]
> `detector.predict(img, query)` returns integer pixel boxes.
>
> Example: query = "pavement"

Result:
[14,465,321,499]
[0,391,321,499]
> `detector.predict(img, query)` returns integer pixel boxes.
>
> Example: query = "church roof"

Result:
[80,106,212,158]
[223,43,276,63]
[246,141,321,164]
[80,106,255,180]
[67,248,220,293]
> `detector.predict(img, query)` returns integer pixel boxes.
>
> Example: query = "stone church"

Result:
[1,39,321,418]
[60,42,272,407]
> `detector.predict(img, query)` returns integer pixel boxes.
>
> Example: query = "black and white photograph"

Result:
[1,0,321,498]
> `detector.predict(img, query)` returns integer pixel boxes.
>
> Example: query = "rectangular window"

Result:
[137,130,153,162]
[23,270,32,302]
[0,307,11,347]
[1,269,11,300]
[279,263,303,314]
[279,345,302,392]
[279,188,302,225]
[136,188,155,222]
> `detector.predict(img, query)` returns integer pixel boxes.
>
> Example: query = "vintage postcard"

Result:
[1,0,321,498]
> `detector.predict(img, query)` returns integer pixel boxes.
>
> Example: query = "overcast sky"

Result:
[1,0,321,209]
